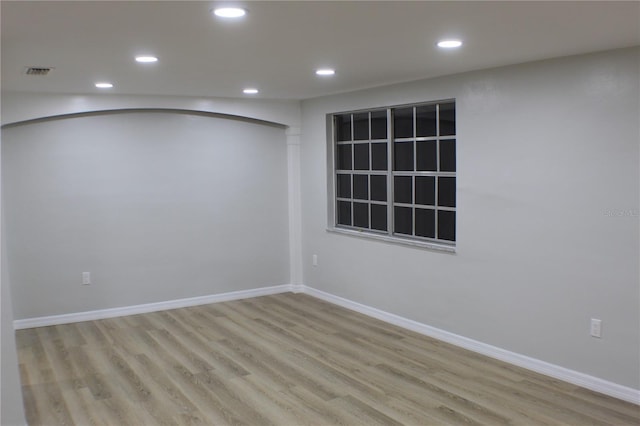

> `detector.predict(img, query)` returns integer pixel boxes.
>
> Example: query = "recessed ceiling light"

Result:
[316,68,336,76]
[135,56,158,63]
[95,82,113,88]
[243,88,259,94]
[213,7,246,18]
[437,40,463,49]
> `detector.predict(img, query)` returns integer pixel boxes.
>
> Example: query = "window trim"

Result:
[326,226,457,253]
[326,100,457,253]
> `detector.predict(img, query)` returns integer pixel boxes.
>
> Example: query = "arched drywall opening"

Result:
[0,92,300,130]
[2,109,291,319]
[1,108,287,130]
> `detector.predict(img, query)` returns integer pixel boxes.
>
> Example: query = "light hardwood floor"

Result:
[16,293,640,425]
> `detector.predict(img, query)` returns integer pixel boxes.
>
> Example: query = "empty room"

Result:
[1,1,639,425]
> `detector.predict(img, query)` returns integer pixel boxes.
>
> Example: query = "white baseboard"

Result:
[290,284,305,293]
[13,284,293,329]
[13,283,639,405]
[302,285,640,406]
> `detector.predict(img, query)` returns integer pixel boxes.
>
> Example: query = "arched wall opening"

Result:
[2,109,291,319]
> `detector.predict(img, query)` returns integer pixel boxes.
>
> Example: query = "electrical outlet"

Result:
[82,272,91,285]
[312,254,318,267]
[590,318,602,338]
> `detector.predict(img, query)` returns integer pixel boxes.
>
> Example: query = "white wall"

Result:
[3,110,290,319]
[300,47,640,389]
[1,140,27,425]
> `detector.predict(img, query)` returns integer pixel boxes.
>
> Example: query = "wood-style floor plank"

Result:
[16,293,640,425]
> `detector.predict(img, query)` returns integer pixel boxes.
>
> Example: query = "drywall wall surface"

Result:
[1,142,27,426]
[3,111,289,318]
[300,47,640,389]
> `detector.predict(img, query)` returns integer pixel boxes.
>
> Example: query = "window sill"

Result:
[326,227,456,253]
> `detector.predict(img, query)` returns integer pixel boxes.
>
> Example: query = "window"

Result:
[330,100,456,249]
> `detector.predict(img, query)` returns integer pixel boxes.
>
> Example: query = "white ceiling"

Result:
[2,1,639,100]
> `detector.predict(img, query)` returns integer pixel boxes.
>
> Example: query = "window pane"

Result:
[394,176,412,204]
[416,140,437,171]
[370,175,387,202]
[415,176,435,205]
[337,201,351,226]
[337,144,352,170]
[371,204,387,231]
[394,206,412,235]
[439,103,456,136]
[353,112,369,141]
[353,202,369,228]
[336,114,352,141]
[394,141,414,171]
[337,174,351,198]
[371,110,387,140]
[333,103,455,245]
[371,142,388,170]
[416,104,436,137]
[353,143,370,170]
[440,139,456,172]
[353,174,369,200]
[393,107,413,138]
[415,208,435,238]
[438,177,456,207]
[438,210,456,241]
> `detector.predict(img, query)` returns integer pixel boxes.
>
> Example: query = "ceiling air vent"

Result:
[24,67,53,76]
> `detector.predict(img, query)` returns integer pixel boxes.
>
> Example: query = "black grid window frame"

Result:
[331,100,456,248]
